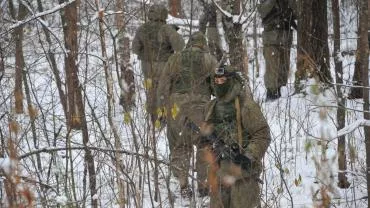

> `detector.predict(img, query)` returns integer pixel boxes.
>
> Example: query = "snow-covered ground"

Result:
[0,1,368,207]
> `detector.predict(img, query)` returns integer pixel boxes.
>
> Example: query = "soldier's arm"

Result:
[241,94,271,162]
[204,54,218,74]
[164,25,185,52]
[157,54,178,107]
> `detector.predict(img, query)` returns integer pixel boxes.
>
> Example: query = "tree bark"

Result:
[59,0,82,130]
[169,0,182,17]
[350,0,370,99]
[36,0,68,121]
[59,1,97,207]
[332,0,350,189]
[358,0,370,206]
[221,0,247,76]
[9,0,28,114]
[116,0,135,112]
[295,0,332,90]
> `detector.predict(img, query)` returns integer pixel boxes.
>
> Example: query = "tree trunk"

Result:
[59,1,97,207]
[169,0,182,17]
[332,0,350,189]
[116,0,135,112]
[358,0,370,206]
[36,0,68,121]
[9,0,28,114]
[295,0,332,90]
[350,0,370,99]
[221,0,247,75]
[59,0,82,130]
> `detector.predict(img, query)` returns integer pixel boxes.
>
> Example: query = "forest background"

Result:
[0,0,370,207]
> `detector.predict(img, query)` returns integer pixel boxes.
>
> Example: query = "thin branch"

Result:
[1,0,76,36]
[19,146,168,165]
[332,119,370,140]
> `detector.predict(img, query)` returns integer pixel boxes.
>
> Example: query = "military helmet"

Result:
[187,31,207,48]
[214,65,236,77]
[148,4,168,21]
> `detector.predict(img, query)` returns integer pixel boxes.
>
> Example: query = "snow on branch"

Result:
[18,146,169,165]
[211,0,232,18]
[331,119,370,140]
[1,0,76,36]
[210,0,247,24]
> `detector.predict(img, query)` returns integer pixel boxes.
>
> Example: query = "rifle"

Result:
[185,120,251,172]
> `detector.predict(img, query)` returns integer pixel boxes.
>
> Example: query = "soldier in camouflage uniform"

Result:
[258,0,296,100]
[132,4,184,122]
[204,66,271,207]
[157,32,218,197]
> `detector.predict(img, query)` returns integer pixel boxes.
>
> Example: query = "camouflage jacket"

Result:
[157,47,218,108]
[205,78,271,176]
[258,0,297,31]
[132,21,184,62]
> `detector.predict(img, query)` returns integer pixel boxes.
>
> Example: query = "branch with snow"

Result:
[331,119,370,140]
[1,0,76,36]
[19,146,169,165]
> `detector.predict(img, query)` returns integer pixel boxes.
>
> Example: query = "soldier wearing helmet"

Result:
[203,66,271,208]
[132,3,184,122]
[157,31,218,198]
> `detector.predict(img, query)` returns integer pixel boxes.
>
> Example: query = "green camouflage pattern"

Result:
[148,4,168,22]
[132,5,184,120]
[157,39,218,189]
[210,174,260,208]
[205,77,271,207]
[259,0,295,93]
[263,40,292,92]
[132,22,184,62]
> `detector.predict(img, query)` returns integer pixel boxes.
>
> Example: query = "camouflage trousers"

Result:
[262,29,292,92]
[263,44,291,92]
[210,176,261,208]
[166,93,210,189]
[141,61,166,122]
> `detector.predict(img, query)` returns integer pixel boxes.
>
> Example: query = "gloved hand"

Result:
[155,107,167,128]
[233,154,252,171]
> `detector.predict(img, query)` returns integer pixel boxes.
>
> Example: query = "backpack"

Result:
[172,49,211,96]
[140,22,172,62]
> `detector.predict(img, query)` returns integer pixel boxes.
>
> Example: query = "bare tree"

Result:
[332,0,350,189]
[169,0,182,17]
[117,0,135,112]
[358,0,370,205]
[36,0,68,121]
[295,0,332,91]
[9,0,28,114]
[220,0,248,75]
[59,0,97,207]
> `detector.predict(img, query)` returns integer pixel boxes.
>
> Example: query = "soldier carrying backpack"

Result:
[132,3,184,122]
[157,31,218,198]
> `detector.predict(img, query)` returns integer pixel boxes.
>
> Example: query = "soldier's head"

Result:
[186,31,207,49]
[148,4,168,22]
[213,65,235,98]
